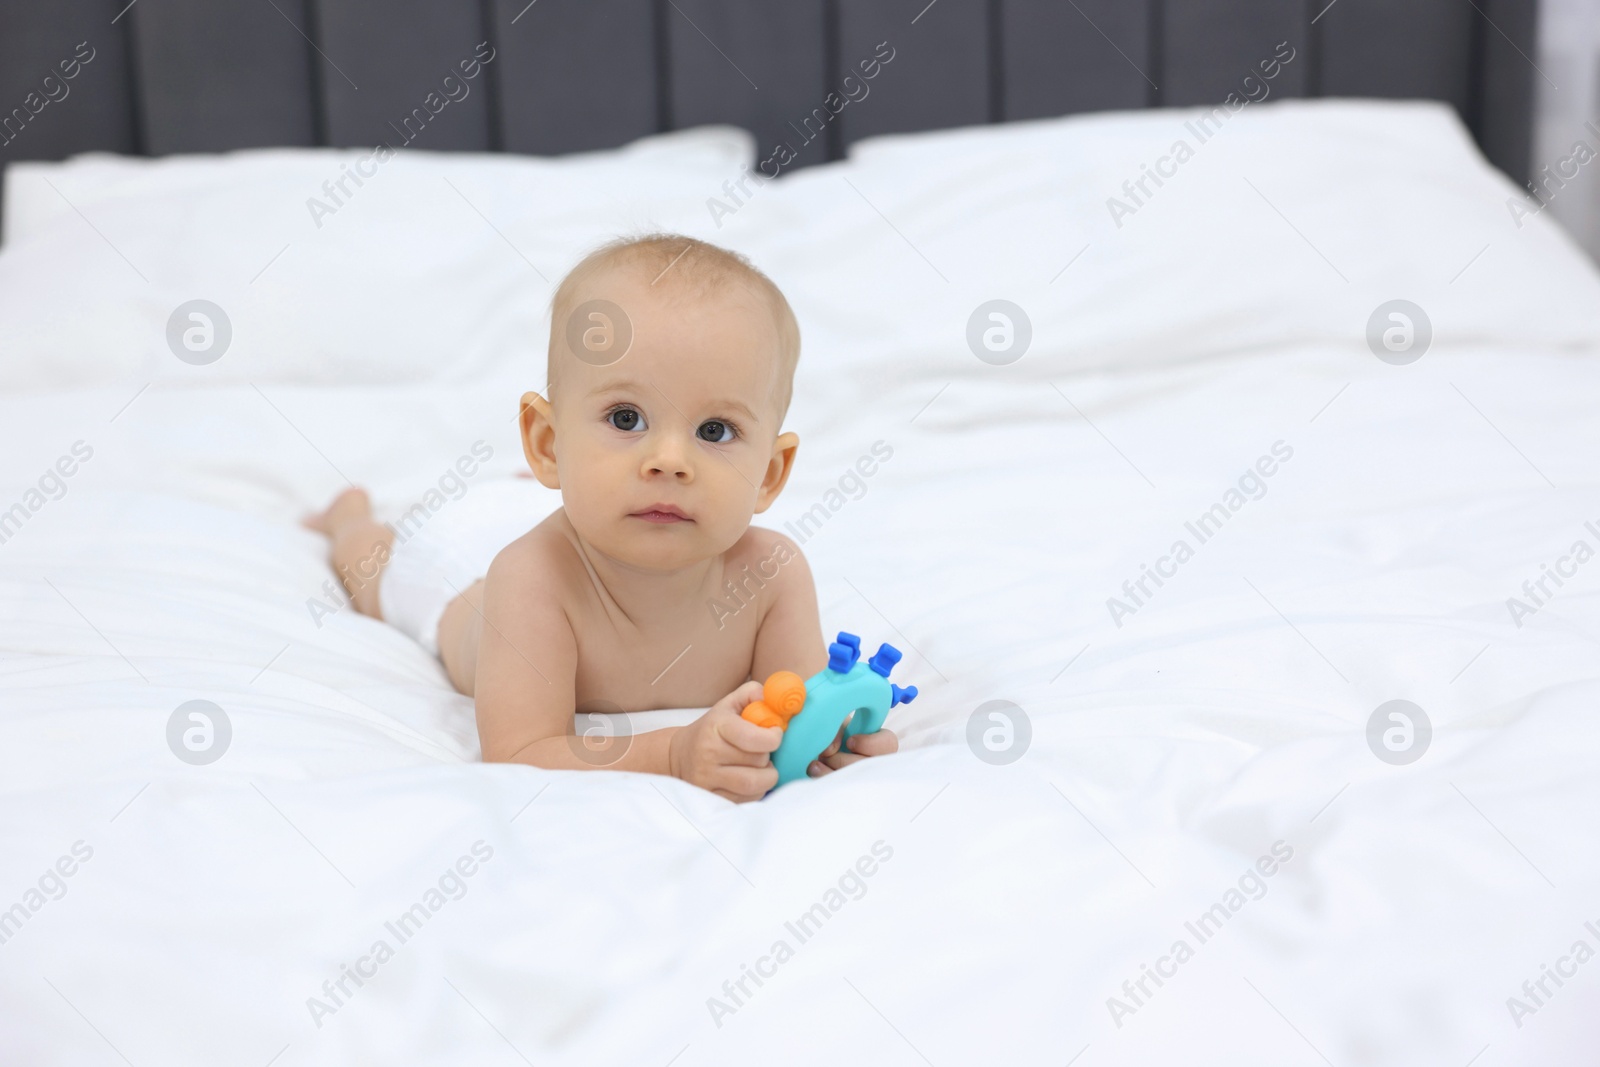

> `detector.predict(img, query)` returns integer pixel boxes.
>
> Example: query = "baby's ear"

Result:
[519,391,560,489]
[755,431,799,512]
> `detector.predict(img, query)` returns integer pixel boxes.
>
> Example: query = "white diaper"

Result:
[379,478,558,654]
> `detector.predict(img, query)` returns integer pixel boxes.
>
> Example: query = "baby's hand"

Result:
[669,681,782,802]
[809,721,899,778]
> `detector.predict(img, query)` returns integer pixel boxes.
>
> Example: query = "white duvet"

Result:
[2,100,1599,1065]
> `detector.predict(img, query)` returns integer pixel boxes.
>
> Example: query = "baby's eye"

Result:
[607,406,646,432]
[697,420,737,444]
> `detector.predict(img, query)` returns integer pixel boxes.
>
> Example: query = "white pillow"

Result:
[722,99,1600,384]
[1,126,753,245]
[0,127,754,389]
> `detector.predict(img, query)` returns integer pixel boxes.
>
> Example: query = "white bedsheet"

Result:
[2,100,1599,1065]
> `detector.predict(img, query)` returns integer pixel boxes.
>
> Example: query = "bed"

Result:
[5,2,1599,1066]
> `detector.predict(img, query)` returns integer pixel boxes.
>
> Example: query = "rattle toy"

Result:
[741,631,918,789]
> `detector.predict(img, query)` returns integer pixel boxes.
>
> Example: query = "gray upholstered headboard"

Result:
[0,0,1540,185]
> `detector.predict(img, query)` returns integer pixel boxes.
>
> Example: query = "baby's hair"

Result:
[546,233,801,419]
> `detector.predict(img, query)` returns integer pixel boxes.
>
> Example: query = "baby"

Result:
[307,234,897,801]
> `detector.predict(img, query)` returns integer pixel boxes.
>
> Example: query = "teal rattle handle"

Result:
[842,699,889,740]
[768,632,918,789]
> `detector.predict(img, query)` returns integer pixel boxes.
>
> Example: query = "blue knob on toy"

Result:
[827,631,861,673]
[867,643,902,678]
[890,684,917,707]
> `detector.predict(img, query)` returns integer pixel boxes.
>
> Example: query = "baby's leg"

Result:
[303,488,393,618]
[306,488,484,694]
[436,580,486,696]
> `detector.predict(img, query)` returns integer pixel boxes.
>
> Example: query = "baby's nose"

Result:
[643,435,694,480]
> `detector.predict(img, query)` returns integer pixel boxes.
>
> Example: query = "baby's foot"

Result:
[303,487,372,537]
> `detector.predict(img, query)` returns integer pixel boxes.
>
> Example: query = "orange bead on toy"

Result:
[740,670,808,730]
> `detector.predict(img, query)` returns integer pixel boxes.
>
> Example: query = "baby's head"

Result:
[520,234,802,570]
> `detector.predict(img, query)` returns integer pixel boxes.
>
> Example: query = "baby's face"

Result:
[532,267,792,571]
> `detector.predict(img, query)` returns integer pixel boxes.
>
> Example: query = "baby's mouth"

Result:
[630,504,692,524]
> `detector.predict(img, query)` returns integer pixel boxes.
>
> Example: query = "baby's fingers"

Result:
[846,728,898,757]
[814,750,864,773]
[715,764,777,802]
[813,728,899,774]
[712,679,766,716]
[719,713,783,756]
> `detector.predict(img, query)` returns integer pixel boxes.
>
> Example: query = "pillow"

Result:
[1,126,753,245]
[0,127,754,389]
[718,99,1600,385]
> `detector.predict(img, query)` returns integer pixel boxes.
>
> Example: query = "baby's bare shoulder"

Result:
[730,522,800,555]
[725,524,814,591]
[483,511,583,596]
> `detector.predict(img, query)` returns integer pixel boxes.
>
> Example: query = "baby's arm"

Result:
[751,536,829,681]
[470,546,644,769]
[472,546,782,799]
[751,536,899,776]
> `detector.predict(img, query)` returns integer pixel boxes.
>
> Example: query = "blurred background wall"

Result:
[1535,0,1600,262]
